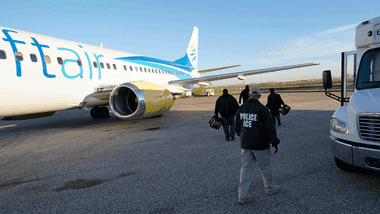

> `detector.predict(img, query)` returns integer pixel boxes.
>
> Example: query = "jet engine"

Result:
[109,81,174,120]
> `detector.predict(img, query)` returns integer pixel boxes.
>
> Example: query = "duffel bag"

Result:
[209,115,223,130]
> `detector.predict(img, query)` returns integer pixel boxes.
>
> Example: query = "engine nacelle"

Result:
[109,81,174,120]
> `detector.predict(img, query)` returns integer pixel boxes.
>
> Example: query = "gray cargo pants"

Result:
[238,148,274,200]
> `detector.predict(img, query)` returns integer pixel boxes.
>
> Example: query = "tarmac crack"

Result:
[0,178,44,192]
[53,172,133,192]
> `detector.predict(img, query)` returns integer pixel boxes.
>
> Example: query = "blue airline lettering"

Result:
[2,29,26,77]
[93,53,104,80]
[79,45,103,80]
[1,28,104,80]
[83,50,92,79]
[31,37,54,78]
[2,28,192,81]
[57,47,83,79]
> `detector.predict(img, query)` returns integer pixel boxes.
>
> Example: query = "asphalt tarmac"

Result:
[1,92,380,213]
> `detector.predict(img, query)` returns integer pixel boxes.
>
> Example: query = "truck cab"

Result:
[323,16,380,171]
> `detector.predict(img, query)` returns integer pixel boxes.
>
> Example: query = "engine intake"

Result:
[109,81,174,119]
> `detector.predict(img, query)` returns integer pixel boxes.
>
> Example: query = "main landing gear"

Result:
[90,106,110,119]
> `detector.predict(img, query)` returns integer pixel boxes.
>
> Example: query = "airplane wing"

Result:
[198,64,241,74]
[168,62,320,86]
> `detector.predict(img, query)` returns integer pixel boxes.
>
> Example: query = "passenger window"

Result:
[130,66,133,71]
[44,55,51,64]
[57,57,63,65]
[77,59,82,67]
[144,68,147,72]
[140,67,143,72]
[148,68,151,73]
[93,61,98,68]
[113,64,117,70]
[15,52,23,61]
[0,50,6,59]
[106,63,110,69]
[30,54,37,62]
[123,65,127,70]
[100,62,104,68]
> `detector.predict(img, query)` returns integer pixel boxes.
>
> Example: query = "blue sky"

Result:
[1,0,379,86]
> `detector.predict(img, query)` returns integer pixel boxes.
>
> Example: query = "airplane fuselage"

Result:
[0,27,197,117]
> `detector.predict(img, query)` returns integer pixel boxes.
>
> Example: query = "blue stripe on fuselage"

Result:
[115,56,194,80]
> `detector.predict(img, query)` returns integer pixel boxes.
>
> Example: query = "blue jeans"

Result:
[222,117,235,139]
[271,113,281,125]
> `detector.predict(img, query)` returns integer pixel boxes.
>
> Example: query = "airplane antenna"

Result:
[100,43,103,48]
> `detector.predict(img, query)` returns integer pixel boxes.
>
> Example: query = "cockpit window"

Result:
[357,48,380,90]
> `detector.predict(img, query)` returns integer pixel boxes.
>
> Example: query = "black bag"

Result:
[209,116,223,130]
[280,105,291,116]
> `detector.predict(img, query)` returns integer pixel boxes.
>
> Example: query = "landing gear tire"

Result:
[90,106,110,119]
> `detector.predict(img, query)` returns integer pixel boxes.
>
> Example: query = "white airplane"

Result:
[0,26,319,120]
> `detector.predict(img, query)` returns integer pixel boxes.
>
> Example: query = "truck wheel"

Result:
[334,157,355,172]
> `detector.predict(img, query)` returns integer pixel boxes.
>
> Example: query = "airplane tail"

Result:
[173,26,198,70]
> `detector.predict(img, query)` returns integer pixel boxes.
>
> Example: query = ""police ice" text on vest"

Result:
[240,113,257,128]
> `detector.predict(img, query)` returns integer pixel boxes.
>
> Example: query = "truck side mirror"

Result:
[323,70,332,89]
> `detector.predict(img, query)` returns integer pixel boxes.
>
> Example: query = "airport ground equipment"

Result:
[204,89,214,96]
[183,90,192,98]
[323,16,380,172]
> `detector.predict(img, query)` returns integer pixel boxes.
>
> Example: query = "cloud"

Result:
[211,23,360,85]
[250,23,358,67]
[315,23,358,36]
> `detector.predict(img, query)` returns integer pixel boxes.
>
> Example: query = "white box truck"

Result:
[204,89,214,96]
[183,90,192,98]
[323,16,380,171]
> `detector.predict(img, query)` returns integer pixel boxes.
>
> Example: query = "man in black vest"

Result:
[239,85,250,104]
[215,89,239,141]
[235,87,280,204]
[266,88,285,126]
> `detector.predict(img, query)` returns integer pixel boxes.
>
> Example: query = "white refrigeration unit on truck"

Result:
[323,16,380,171]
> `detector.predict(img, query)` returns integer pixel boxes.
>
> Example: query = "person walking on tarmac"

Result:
[239,85,250,104]
[235,87,280,205]
[266,88,285,126]
[215,89,239,141]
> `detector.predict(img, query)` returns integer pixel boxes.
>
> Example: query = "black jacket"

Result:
[239,88,249,104]
[266,92,284,114]
[236,99,280,150]
[215,94,239,118]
